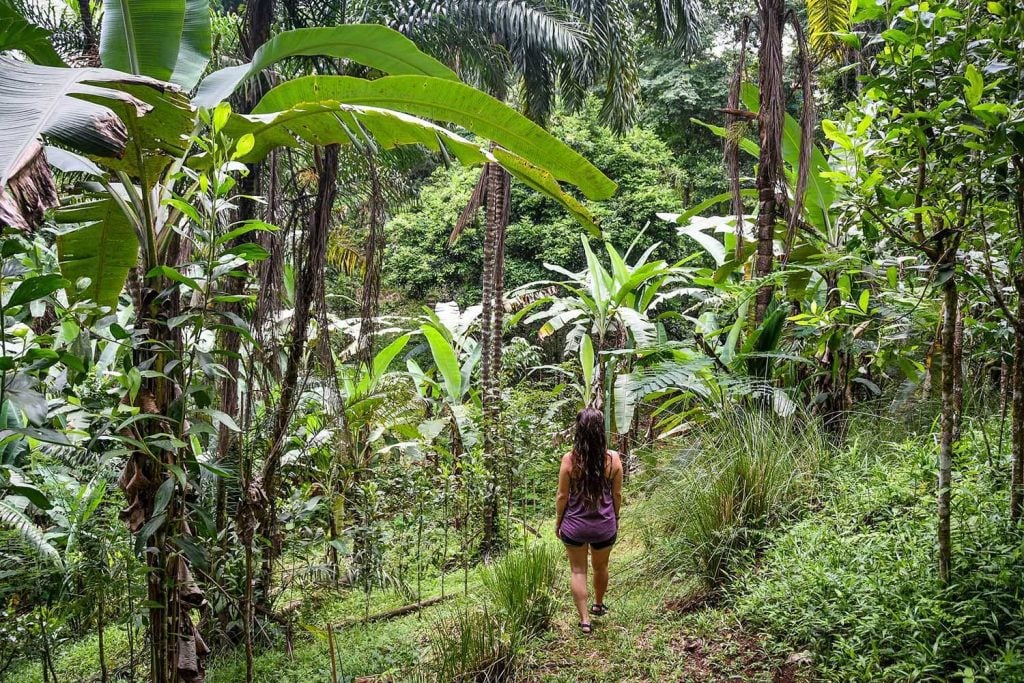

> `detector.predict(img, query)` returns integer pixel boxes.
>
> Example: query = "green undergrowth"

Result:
[732,417,1024,682]
[8,410,1023,682]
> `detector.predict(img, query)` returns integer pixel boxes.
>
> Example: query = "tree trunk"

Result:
[356,155,385,366]
[480,161,509,557]
[119,266,208,682]
[937,276,957,585]
[753,0,785,324]
[78,0,97,57]
[1011,302,1024,521]
[951,304,964,442]
[98,563,107,683]
[258,143,339,607]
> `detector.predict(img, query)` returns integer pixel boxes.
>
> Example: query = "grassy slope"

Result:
[4,511,808,683]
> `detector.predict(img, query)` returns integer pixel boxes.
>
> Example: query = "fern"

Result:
[0,499,62,568]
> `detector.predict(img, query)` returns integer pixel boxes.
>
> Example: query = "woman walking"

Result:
[555,407,623,634]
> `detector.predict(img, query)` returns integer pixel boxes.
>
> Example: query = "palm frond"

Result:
[651,0,705,53]
[806,0,851,59]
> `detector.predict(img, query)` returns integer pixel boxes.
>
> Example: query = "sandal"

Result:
[589,603,608,617]
[579,621,592,634]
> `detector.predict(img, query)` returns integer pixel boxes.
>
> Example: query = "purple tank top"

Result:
[560,469,617,544]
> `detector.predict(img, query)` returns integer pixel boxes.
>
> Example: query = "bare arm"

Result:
[555,454,571,533]
[611,452,623,520]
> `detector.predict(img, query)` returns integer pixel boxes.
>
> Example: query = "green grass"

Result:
[3,626,135,683]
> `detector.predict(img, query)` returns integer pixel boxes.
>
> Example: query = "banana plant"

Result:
[410,305,483,457]
[512,236,683,438]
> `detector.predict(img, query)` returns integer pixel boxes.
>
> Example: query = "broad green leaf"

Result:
[678,224,727,266]
[741,83,834,232]
[691,117,761,157]
[422,325,461,400]
[7,274,68,308]
[134,512,166,554]
[372,334,410,378]
[227,101,603,234]
[581,236,608,315]
[250,75,616,200]
[169,0,212,90]
[580,334,595,405]
[661,189,757,225]
[44,147,103,176]
[147,265,201,292]
[100,0,187,83]
[822,119,853,150]
[152,477,174,515]
[964,63,983,107]
[7,482,51,510]
[228,100,489,166]
[0,0,65,66]
[56,199,140,310]
[193,24,458,109]
[490,148,601,235]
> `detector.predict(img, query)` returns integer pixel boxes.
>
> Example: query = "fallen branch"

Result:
[332,594,451,630]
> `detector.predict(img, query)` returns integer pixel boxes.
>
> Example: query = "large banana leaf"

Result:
[194,24,457,109]
[225,99,602,232]
[422,325,462,401]
[100,0,211,89]
[0,57,162,185]
[740,83,834,232]
[691,84,835,233]
[169,0,212,90]
[0,0,65,67]
[249,75,616,201]
[100,0,184,81]
[0,57,178,228]
[55,198,140,310]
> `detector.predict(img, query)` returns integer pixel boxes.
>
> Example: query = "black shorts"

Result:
[560,532,617,550]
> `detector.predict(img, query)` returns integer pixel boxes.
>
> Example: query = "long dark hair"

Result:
[570,408,607,509]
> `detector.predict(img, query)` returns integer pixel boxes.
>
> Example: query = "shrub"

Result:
[734,423,1024,682]
[638,409,824,589]
[425,606,520,682]
[480,544,560,635]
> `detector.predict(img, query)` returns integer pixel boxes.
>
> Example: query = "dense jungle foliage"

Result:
[0,0,1022,681]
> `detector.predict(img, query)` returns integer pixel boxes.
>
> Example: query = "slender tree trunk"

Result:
[726,19,751,261]
[258,144,339,606]
[217,0,275,536]
[480,161,509,557]
[356,155,385,366]
[98,563,108,683]
[753,0,785,323]
[952,304,965,442]
[1011,302,1024,521]
[120,268,208,683]
[78,0,97,56]
[937,276,957,585]
[212,7,276,669]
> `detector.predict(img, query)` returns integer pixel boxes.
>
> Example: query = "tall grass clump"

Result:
[638,409,825,589]
[424,545,560,681]
[480,544,560,635]
[425,606,520,682]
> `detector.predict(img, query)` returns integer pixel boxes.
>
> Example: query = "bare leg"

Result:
[565,543,590,626]
[591,545,612,607]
